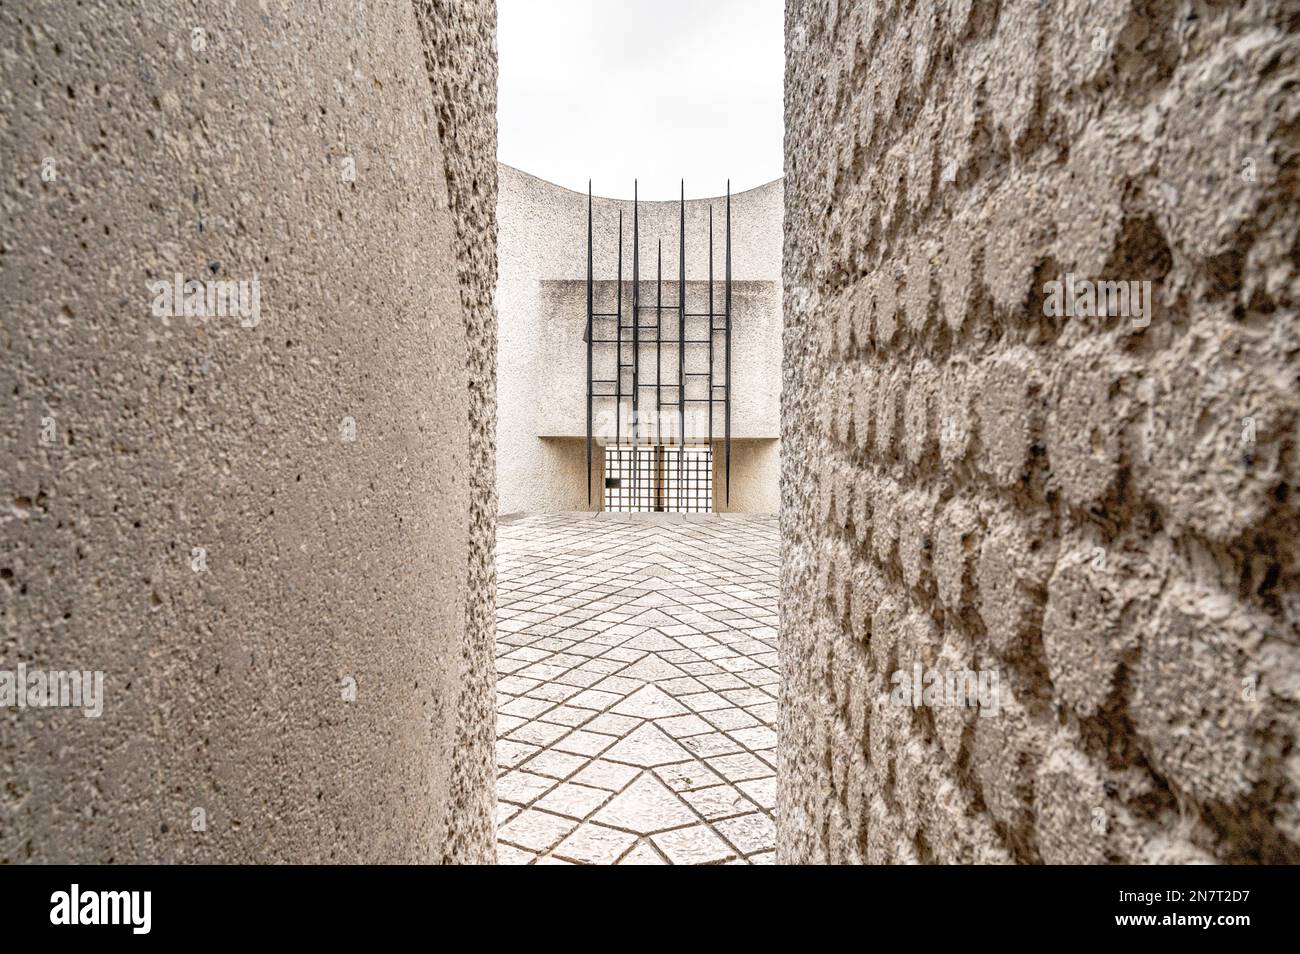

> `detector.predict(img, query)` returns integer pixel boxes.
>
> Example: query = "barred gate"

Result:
[604,445,713,513]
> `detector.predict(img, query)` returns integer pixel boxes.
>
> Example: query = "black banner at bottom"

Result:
[0,864,1284,940]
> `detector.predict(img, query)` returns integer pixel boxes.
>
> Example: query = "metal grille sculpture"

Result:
[585,180,733,510]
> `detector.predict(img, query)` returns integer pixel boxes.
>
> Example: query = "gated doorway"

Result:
[603,444,713,513]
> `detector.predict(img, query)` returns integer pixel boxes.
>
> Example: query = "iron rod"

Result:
[586,181,593,507]
[708,205,714,477]
[679,181,686,508]
[725,179,732,507]
[633,181,640,449]
[615,209,623,448]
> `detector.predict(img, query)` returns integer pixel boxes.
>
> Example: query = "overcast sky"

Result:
[497,0,784,200]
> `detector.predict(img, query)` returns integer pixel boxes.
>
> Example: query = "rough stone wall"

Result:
[413,0,500,867]
[1,0,496,862]
[780,0,1300,863]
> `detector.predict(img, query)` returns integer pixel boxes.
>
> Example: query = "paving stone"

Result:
[498,676,542,695]
[497,739,540,770]
[618,841,668,865]
[698,673,749,691]
[612,684,690,719]
[553,729,618,757]
[589,675,643,695]
[500,696,554,718]
[508,720,571,747]
[728,725,778,750]
[534,782,612,820]
[592,774,699,834]
[737,776,777,810]
[497,770,557,806]
[714,812,776,856]
[553,669,605,688]
[553,823,639,864]
[651,824,737,865]
[655,760,725,792]
[566,689,623,710]
[658,675,708,695]
[582,712,643,736]
[619,654,688,682]
[537,705,596,728]
[496,844,536,865]
[601,722,693,767]
[570,759,642,791]
[680,784,758,820]
[525,683,581,703]
[497,714,526,735]
[680,691,733,712]
[703,707,761,731]
[681,732,745,758]
[497,802,520,827]
[706,752,775,782]
[521,749,589,780]
[622,631,684,652]
[498,809,578,853]
[722,688,773,708]
[656,713,715,738]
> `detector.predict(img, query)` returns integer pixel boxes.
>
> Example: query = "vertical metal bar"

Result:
[725,180,732,507]
[615,209,623,449]
[586,181,593,507]
[678,180,686,511]
[656,240,661,447]
[708,205,714,474]
[632,182,640,505]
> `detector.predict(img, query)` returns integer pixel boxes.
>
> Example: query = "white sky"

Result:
[497,0,784,200]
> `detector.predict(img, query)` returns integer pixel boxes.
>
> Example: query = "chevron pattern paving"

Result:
[494,512,779,864]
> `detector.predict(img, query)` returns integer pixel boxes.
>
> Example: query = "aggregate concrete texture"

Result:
[780,0,1300,863]
[1,0,498,862]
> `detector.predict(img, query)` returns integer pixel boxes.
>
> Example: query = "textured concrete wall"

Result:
[714,440,781,514]
[1,0,497,863]
[497,164,783,513]
[780,0,1299,863]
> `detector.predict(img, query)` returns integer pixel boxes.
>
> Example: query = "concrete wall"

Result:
[497,164,783,513]
[0,0,497,863]
[714,440,781,514]
[780,0,1300,863]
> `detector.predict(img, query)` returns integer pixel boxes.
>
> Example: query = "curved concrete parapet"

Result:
[497,164,783,513]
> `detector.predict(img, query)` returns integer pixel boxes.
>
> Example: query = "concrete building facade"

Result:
[497,165,783,515]
[1,0,498,863]
[779,0,1300,863]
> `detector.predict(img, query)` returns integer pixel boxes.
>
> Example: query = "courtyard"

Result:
[494,512,780,864]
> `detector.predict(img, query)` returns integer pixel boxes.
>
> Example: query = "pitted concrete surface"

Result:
[780,0,1300,864]
[1,0,497,863]
[494,513,779,864]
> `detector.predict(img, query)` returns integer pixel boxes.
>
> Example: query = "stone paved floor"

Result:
[494,511,780,864]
